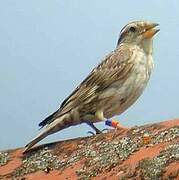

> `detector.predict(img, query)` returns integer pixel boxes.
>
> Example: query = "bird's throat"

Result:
[141,39,153,54]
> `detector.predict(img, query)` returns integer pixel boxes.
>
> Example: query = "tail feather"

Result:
[24,129,50,153]
[38,110,58,128]
[24,114,69,153]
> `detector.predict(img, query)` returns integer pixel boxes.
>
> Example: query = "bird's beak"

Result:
[142,23,160,39]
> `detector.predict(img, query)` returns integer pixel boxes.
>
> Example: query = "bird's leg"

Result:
[85,110,109,135]
[84,120,102,135]
[95,110,110,133]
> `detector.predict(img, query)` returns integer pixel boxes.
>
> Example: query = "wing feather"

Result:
[44,44,134,124]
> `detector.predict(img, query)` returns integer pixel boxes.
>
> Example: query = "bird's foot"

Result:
[87,128,108,135]
[87,131,99,136]
[87,129,102,135]
[85,120,103,135]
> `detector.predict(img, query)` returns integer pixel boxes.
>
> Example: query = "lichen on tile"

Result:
[139,144,179,179]
[12,147,62,178]
[152,126,179,144]
[0,151,9,166]
[76,137,139,179]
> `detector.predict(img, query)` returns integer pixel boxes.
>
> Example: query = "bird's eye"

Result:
[129,26,136,33]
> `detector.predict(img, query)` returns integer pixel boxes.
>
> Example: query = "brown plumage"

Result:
[24,21,159,152]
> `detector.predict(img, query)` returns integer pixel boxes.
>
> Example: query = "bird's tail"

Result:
[24,114,71,153]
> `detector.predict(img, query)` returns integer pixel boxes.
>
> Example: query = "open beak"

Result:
[142,23,160,39]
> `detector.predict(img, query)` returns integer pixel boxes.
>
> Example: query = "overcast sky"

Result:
[0,0,179,150]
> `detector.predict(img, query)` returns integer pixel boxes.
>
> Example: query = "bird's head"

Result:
[117,21,159,54]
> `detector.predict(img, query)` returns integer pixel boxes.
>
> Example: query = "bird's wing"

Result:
[39,44,134,127]
[59,45,133,113]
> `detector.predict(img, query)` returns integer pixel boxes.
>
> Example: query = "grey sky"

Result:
[0,1,179,150]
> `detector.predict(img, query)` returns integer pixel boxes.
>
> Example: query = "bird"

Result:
[24,20,159,152]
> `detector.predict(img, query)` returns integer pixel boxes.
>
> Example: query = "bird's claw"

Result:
[101,128,110,132]
[87,129,103,135]
[87,128,109,135]
[87,131,96,135]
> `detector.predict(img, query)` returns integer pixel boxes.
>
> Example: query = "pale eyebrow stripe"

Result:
[120,24,128,34]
